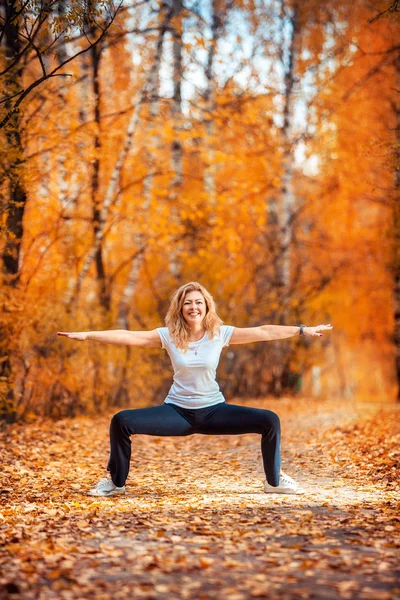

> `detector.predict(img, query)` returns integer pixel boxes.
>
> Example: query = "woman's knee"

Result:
[263,410,281,434]
[110,410,132,431]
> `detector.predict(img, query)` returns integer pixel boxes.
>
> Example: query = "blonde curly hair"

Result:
[165,282,223,351]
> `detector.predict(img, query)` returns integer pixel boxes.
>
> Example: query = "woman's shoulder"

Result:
[156,326,171,348]
[217,324,234,333]
[156,326,169,333]
[213,325,235,346]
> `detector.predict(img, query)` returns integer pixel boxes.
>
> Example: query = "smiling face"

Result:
[181,290,207,327]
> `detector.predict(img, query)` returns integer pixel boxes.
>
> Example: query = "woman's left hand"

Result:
[304,324,333,337]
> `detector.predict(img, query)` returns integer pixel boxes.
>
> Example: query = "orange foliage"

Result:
[0,0,398,417]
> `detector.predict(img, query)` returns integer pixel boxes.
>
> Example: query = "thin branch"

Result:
[342,54,396,101]
[369,0,400,23]
[0,89,25,105]
[29,39,47,78]
[0,1,124,130]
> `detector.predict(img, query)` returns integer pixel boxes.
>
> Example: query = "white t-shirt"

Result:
[156,325,235,409]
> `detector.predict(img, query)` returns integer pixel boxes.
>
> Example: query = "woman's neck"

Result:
[188,326,204,342]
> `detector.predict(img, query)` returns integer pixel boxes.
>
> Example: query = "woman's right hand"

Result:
[57,332,88,341]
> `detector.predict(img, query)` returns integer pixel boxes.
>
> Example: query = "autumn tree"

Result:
[0,0,121,420]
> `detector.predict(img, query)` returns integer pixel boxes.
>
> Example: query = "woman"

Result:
[58,281,332,497]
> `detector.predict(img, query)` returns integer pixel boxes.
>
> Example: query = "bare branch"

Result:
[369,0,400,23]
[29,39,47,78]
[342,54,397,101]
[0,1,124,130]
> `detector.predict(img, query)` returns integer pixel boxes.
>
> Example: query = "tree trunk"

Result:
[0,1,28,421]
[90,38,110,311]
[256,0,300,397]
[203,0,226,209]
[169,0,184,277]
[278,0,299,299]
[171,0,184,191]
[393,53,400,400]
[1,0,27,285]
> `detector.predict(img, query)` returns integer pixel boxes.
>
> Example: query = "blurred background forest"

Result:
[0,0,399,421]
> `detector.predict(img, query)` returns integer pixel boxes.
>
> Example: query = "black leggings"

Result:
[106,402,281,488]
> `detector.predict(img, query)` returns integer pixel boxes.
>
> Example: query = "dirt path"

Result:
[0,398,399,600]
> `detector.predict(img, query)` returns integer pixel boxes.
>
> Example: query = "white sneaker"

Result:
[264,471,304,495]
[87,477,126,497]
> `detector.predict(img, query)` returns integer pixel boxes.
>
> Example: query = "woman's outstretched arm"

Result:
[230,324,333,345]
[57,329,161,347]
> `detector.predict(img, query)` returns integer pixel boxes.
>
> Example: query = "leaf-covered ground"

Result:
[1,398,399,600]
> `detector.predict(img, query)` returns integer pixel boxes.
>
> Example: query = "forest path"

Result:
[1,398,399,600]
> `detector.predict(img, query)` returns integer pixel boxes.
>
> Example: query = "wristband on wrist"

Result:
[299,325,306,336]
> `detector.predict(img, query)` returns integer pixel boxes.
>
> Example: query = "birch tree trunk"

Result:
[54,0,78,308]
[169,0,184,277]
[55,0,69,212]
[278,1,299,300]
[274,1,300,395]
[255,1,300,397]
[89,38,110,311]
[203,0,226,209]
[171,0,184,192]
